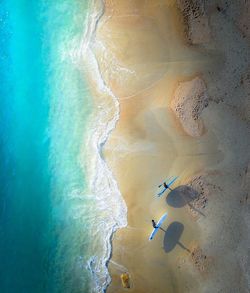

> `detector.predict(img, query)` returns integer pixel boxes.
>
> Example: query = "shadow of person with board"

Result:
[163,222,190,253]
[166,185,205,217]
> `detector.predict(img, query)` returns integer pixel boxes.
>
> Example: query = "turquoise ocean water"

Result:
[0,1,108,292]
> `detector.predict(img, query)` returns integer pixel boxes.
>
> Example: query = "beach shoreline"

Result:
[85,0,250,292]
[91,1,214,292]
[82,1,128,291]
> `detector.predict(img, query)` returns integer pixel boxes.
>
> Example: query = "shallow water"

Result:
[0,1,109,292]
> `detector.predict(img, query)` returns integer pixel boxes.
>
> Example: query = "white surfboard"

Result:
[149,212,168,241]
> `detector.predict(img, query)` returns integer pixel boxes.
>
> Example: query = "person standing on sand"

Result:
[152,220,157,228]
[163,182,173,191]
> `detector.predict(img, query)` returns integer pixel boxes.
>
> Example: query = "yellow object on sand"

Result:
[120,272,130,289]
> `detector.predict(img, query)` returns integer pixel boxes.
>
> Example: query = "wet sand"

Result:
[89,0,250,292]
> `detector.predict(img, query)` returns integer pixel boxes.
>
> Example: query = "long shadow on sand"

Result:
[166,185,205,217]
[163,222,190,253]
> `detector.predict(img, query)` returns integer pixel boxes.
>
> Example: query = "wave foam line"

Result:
[80,1,128,292]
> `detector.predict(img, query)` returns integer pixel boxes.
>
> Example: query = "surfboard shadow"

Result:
[166,185,205,217]
[163,222,190,253]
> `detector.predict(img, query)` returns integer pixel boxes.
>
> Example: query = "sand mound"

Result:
[177,0,211,44]
[241,69,250,96]
[171,77,209,137]
[187,175,209,217]
[190,245,211,273]
[240,163,250,205]
[236,0,250,40]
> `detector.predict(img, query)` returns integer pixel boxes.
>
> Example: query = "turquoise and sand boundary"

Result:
[0,0,248,292]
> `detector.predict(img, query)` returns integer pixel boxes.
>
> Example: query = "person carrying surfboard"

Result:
[163,182,173,191]
[152,220,157,228]
[157,176,178,197]
[149,213,168,240]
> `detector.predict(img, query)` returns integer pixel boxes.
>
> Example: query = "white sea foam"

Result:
[79,1,128,292]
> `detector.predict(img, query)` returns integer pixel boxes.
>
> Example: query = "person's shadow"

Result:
[163,222,190,253]
[166,185,205,217]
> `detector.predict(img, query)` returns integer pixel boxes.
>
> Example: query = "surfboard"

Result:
[149,212,168,241]
[157,176,178,197]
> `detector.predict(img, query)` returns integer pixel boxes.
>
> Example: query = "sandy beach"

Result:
[89,0,250,292]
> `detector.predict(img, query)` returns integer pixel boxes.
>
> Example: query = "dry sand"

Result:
[89,0,250,292]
